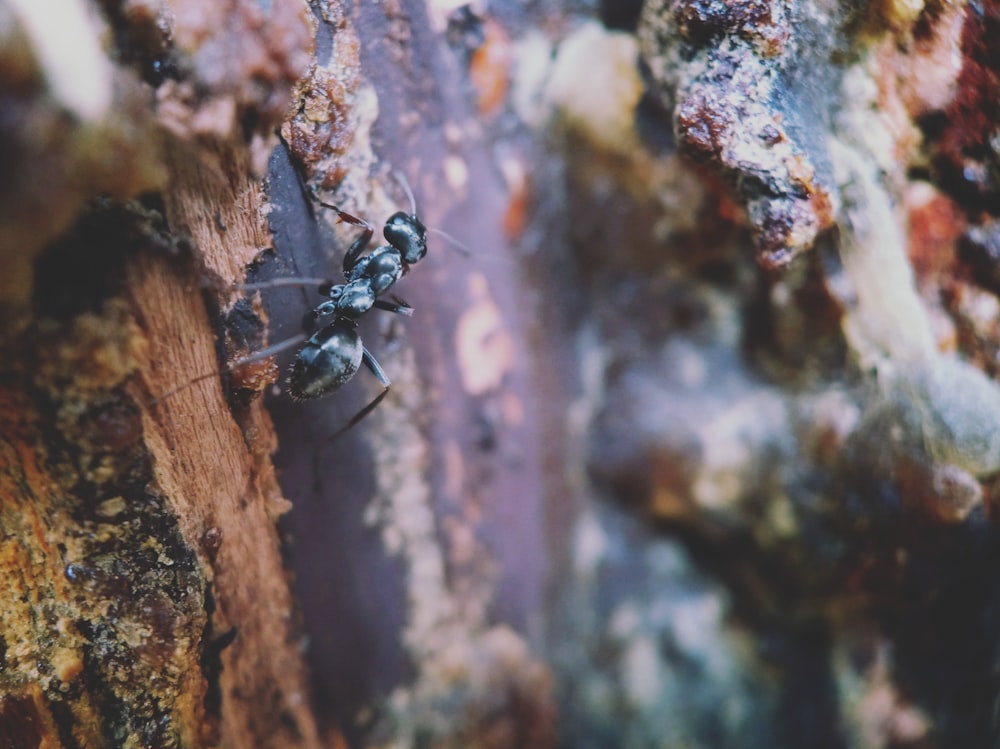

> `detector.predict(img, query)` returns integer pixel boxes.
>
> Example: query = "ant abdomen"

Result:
[288,319,362,400]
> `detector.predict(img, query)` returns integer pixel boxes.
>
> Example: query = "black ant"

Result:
[222,172,455,434]
[293,204,425,405]
[154,170,463,434]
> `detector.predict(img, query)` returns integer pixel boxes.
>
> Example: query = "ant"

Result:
[154,169,463,434]
[228,174,435,431]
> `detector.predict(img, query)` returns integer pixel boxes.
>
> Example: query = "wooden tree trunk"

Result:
[1,0,324,745]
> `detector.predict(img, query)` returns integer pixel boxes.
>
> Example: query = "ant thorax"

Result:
[321,279,376,320]
[346,246,407,296]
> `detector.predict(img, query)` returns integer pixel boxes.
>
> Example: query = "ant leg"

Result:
[329,347,391,439]
[316,200,375,276]
[238,277,332,292]
[231,332,310,367]
[149,370,223,406]
[361,347,391,388]
[150,332,309,406]
[373,299,414,317]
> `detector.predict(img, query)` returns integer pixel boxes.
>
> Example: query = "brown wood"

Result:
[0,138,327,747]
[131,139,323,749]
[0,0,329,745]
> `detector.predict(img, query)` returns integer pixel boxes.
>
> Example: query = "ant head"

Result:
[384,211,427,264]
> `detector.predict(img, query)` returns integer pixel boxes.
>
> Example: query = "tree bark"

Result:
[0,0,326,746]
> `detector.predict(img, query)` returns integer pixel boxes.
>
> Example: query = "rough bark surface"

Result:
[0,0,325,746]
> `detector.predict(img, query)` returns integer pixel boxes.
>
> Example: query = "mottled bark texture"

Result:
[3,0,1000,748]
[0,0,321,746]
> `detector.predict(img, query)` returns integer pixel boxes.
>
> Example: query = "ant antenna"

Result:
[237,277,330,291]
[390,169,472,258]
[392,169,418,215]
[428,227,472,257]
